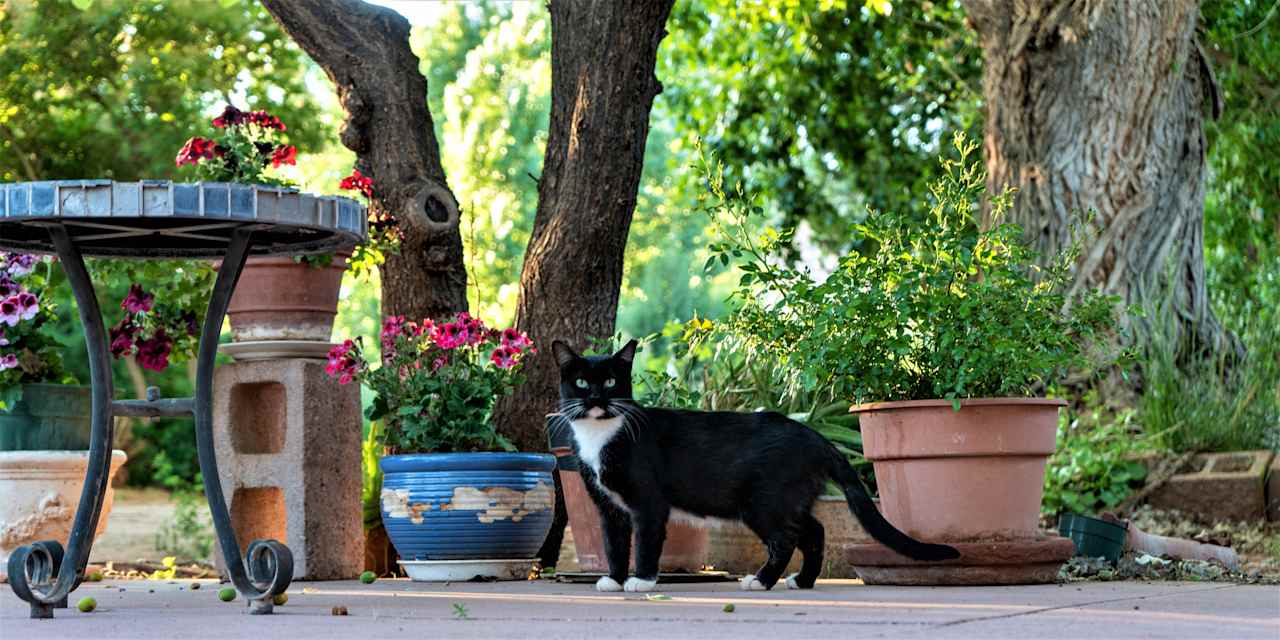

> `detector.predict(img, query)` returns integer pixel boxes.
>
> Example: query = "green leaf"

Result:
[71,0,93,10]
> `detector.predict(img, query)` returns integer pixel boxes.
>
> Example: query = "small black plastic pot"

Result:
[1058,513,1128,563]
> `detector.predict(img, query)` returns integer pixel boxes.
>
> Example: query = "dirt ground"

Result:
[91,488,194,564]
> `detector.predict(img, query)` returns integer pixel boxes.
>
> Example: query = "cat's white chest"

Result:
[569,416,625,476]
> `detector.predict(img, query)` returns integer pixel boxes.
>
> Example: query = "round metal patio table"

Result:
[0,180,366,618]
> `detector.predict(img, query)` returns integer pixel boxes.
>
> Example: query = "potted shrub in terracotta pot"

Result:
[327,313,554,582]
[0,253,127,581]
[703,133,1122,585]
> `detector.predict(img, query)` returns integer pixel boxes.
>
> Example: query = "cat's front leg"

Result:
[580,468,632,591]
[625,501,669,592]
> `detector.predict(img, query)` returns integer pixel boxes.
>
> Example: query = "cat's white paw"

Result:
[739,575,767,591]
[785,573,800,590]
[596,576,623,592]
[623,577,658,592]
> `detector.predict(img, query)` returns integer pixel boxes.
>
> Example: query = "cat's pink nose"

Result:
[587,407,605,418]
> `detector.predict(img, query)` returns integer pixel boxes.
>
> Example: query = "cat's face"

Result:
[552,339,637,420]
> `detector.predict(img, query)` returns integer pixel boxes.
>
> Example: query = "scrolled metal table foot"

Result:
[193,228,294,613]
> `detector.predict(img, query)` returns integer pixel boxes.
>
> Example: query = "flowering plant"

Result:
[326,313,534,453]
[0,253,71,410]
[107,283,201,372]
[176,104,296,186]
[338,168,400,275]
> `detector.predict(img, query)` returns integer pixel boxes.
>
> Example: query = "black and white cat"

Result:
[552,339,960,593]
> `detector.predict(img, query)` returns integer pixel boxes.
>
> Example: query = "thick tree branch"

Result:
[262,0,467,320]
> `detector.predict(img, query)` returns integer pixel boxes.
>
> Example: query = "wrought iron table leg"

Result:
[193,228,293,614]
[7,225,115,618]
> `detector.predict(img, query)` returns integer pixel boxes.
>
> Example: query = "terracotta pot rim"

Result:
[850,397,1068,413]
[0,449,127,470]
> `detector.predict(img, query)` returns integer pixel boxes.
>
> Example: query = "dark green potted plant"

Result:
[703,132,1123,584]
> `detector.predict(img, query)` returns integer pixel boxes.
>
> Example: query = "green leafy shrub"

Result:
[700,133,1121,406]
[1042,405,1158,517]
[153,491,214,563]
[1140,259,1280,453]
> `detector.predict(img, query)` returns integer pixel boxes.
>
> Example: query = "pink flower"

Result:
[500,328,532,351]
[325,339,361,384]
[15,292,37,321]
[434,322,465,350]
[431,355,449,371]
[120,284,154,314]
[136,329,173,372]
[0,353,17,371]
[490,345,519,370]
[0,297,19,327]
[0,276,16,298]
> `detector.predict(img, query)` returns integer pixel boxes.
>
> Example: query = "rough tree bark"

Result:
[262,0,467,321]
[493,0,677,452]
[961,0,1233,355]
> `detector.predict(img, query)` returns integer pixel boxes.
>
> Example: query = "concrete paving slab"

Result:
[2,578,1276,639]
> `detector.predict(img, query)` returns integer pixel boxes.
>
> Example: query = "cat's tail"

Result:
[827,446,961,562]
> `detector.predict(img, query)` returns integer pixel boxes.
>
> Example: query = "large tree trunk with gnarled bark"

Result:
[262,0,467,321]
[492,0,676,452]
[961,0,1234,356]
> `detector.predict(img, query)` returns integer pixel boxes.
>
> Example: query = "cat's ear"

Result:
[614,339,638,364]
[551,340,579,368]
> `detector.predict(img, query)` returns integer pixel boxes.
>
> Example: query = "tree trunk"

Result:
[962,0,1233,355]
[262,0,467,321]
[493,0,676,451]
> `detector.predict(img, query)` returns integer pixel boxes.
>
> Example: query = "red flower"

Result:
[120,284,154,314]
[339,169,374,199]
[270,145,297,168]
[212,104,246,128]
[246,110,286,131]
[501,328,533,351]
[109,319,139,357]
[175,137,219,167]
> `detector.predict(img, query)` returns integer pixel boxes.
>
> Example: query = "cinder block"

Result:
[212,358,363,580]
[1147,450,1274,523]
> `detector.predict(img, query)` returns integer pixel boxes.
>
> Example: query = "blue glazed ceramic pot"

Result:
[378,452,556,561]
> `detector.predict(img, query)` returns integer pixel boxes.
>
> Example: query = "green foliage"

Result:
[0,0,325,183]
[1139,262,1280,453]
[706,133,1121,405]
[662,0,981,255]
[153,491,214,563]
[361,421,384,532]
[1042,406,1156,518]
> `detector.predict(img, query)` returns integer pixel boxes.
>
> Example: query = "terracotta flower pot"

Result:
[853,397,1065,542]
[225,253,348,342]
[844,398,1075,585]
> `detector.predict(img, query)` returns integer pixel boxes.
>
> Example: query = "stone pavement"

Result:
[2,578,1277,639]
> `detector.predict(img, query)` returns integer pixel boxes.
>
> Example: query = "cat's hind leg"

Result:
[741,513,798,591]
[786,513,824,589]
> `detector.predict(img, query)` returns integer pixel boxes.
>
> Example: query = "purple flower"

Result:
[3,253,36,277]
[0,353,17,371]
[120,284,154,314]
[0,276,16,299]
[109,320,139,358]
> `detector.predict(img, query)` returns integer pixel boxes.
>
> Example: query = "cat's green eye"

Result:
[575,379,589,389]
[604,378,616,388]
